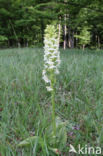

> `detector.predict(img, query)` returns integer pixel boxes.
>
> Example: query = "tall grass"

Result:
[0,48,103,155]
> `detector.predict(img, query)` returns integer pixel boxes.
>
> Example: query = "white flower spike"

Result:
[42,25,60,92]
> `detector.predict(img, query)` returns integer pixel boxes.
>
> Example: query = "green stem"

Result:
[51,73,56,136]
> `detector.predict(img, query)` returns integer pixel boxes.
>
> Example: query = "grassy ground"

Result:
[0,48,103,155]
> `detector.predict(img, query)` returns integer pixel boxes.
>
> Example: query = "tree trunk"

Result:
[68,27,71,48]
[97,35,100,49]
[83,44,85,50]
[75,32,78,47]
[63,14,67,50]
[58,17,61,47]
[71,31,74,48]
[9,20,20,48]
[68,29,74,48]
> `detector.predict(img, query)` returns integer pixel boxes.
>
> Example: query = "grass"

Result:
[0,48,103,155]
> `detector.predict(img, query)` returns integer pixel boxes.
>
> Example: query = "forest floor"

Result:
[0,48,103,155]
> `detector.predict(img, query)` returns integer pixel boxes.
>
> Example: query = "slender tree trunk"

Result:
[83,44,85,50]
[75,32,78,48]
[9,20,20,48]
[58,17,61,47]
[68,29,74,48]
[63,14,67,50]
[71,31,74,48]
[68,27,71,48]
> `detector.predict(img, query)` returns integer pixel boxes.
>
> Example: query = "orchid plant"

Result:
[42,25,60,136]
[18,25,67,155]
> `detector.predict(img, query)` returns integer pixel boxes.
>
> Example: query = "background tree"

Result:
[0,0,103,49]
[75,26,91,50]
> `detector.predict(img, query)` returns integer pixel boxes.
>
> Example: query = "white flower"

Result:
[49,65,56,69]
[42,70,46,75]
[46,86,53,91]
[42,25,61,91]
[42,74,51,83]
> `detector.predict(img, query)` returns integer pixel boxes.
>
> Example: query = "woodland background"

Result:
[0,0,103,49]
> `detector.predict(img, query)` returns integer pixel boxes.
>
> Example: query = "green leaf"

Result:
[46,116,67,148]
[18,136,39,147]
[49,147,60,155]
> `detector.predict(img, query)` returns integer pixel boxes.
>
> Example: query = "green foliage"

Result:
[45,25,58,39]
[18,117,67,155]
[18,136,39,147]
[75,26,91,48]
[0,48,103,155]
[0,0,103,48]
[0,35,8,41]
